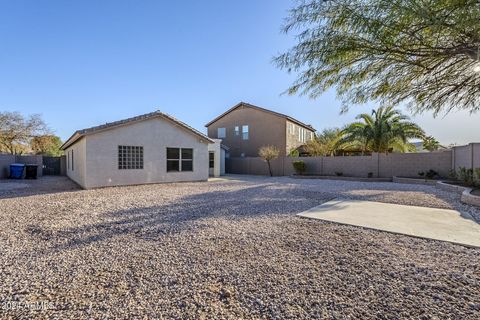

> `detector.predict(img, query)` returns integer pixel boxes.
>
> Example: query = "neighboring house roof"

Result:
[61,111,214,150]
[205,102,316,131]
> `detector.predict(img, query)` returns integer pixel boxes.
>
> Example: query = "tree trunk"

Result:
[267,160,273,177]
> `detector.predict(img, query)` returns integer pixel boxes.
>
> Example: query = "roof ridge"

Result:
[204,102,316,131]
[61,110,213,150]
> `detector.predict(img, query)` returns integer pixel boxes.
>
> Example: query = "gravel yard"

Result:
[0,175,479,319]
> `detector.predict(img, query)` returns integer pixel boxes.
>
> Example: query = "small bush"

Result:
[475,168,480,187]
[292,161,306,175]
[288,149,299,157]
[448,169,457,180]
[367,172,373,178]
[418,171,425,177]
[425,169,438,179]
[335,171,343,176]
[458,167,474,187]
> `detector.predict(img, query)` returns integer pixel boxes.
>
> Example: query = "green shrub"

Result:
[457,167,475,187]
[448,169,457,180]
[475,168,480,187]
[367,172,373,178]
[292,160,306,175]
[335,171,343,176]
[288,149,300,157]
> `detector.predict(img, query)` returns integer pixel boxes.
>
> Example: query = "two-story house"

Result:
[205,102,316,157]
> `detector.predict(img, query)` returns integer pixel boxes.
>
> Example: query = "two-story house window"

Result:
[234,126,240,136]
[298,127,309,143]
[242,125,249,140]
[217,128,226,138]
[288,123,295,135]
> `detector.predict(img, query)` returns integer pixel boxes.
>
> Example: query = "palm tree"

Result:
[304,128,342,156]
[422,136,441,152]
[339,106,425,154]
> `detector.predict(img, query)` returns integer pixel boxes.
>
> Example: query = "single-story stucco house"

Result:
[61,111,226,189]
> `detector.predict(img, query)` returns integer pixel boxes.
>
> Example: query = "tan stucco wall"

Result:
[207,106,289,157]
[67,117,209,189]
[227,151,453,178]
[65,137,87,188]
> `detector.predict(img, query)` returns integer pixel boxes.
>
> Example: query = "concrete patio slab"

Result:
[298,199,480,247]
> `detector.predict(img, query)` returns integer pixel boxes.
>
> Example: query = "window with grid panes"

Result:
[166,147,193,172]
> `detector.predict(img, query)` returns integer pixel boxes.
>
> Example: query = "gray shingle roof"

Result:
[61,111,214,150]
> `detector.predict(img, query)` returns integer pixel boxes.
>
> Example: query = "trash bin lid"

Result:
[26,164,38,167]
[10,163,25,167]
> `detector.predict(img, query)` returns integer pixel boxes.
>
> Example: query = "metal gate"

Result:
[42,156,61,175]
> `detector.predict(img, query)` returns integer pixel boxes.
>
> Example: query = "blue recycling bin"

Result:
[9,163,25,179]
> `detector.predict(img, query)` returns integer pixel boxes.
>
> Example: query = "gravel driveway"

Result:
[0,175,479,319]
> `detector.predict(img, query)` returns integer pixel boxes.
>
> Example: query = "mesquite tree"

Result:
[275,0,480,115]
[0,112,49,154]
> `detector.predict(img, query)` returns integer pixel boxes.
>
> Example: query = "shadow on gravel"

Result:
[0,176,80,200]
[47,184,333,253]
[37,177,476,254]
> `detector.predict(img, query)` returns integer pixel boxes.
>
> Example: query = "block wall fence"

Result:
[0,154,43,178]
[226,143,480,178]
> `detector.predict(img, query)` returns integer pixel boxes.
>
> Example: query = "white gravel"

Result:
[0,175,479,319]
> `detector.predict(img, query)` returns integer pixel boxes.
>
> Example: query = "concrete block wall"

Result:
[0,154,16,178]
[452,143,480,171]
[227,157,285,176]
[323,154,379,177]
[378,151,452,178]
[228,150,455,178]
[0,154,43,179]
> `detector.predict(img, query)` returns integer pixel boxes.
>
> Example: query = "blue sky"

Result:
[1,0,478,145]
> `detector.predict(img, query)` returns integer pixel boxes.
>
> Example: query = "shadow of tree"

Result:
[45,184,332,253]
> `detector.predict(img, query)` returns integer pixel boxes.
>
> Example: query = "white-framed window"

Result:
[67,151,70,170]
[288,123,295,135]
[71,150,74,171]
[167,148,193,172]
[242,125,249,140]
[298,127,307,143]
[217,128,226,138]
[234,126,240,136]
[118,145,144,169]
